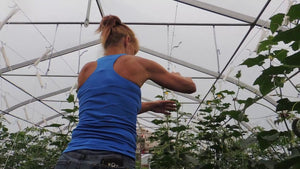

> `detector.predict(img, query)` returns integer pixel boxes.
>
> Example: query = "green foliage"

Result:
[149,96,197,169]
[0,94,78,169]
[149,4,300,169]
[241,3,300,97]
[241,54,267,67]
[270,13,285,33]
[287,4,300,21]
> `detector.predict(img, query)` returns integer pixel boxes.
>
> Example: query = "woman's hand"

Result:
[139,100,177,115]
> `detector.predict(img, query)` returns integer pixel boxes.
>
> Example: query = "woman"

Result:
[55,15,196,169]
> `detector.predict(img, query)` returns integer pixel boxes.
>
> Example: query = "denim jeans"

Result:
[54,150,135,169]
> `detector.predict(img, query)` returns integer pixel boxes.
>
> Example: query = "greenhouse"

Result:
[0,0,299,168]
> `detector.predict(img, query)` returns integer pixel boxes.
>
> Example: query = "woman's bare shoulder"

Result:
[77,61,97,89]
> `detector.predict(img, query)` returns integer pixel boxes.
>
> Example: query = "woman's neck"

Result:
[104,45,126,56]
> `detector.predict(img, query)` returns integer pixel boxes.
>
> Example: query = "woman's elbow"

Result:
[185,83,196,94]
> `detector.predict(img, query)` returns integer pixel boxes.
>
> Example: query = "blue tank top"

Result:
[64,54,141,159]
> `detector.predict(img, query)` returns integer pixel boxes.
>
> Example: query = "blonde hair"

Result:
[97,15,139,54]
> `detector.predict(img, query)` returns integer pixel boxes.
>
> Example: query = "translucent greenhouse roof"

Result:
[0,0,299,133]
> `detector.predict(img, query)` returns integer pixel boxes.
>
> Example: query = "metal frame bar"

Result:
[95,0,105,17]
[0,39,100,74]
[0,109,40,127]
[6,21,249,26]
[174,0,270,28]
[4,87,71,113]
[0,76,65,116]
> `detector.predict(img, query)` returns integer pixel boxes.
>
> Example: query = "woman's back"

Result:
[66,54,141,159]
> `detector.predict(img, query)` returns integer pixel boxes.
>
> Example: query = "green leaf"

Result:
[273,24,300,43]
[276,98,300,112]
[62,115,78,123]
[66,94,74,103]
[235,70,241,78]
[155,95,164,101]
[287,3,300,22]
[257,37,278,53]
[152,119,165,125]
[274,76,285,88]
[241,55,267,67]
[257,130,279,150]
[44,123,63,128]
[263,65,294,75]
[61,108,75,113]
[222,110,249,122]
[215,114,226,122]
[217,90,235,95]
[261,132,279,141]
[199,107,213,113]
[254,73,273,96]
[270,13,285,33]
[291,41,300,51]
[170,125,187,132]
[244,98,257,110]
[273,49,288,62]
[254,66,294,95]
[284,51,300,67]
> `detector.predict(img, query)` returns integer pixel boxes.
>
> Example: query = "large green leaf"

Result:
[284,51,300,67]
[273,49,288,63]
[44,123,63,128]
[152,119,165,125]
[274,76,285,88]
[291,40,300,51]
[254,73,273,96]
[287,3,300,22]
[170,125,188,132]
[276,98,300,112]
[222,110,249,122]
[257,37,278,53]
[61,108,75,113]
[270,13,285,33]
[273,24,300,43]
[216,90,235,95]
[257,129,279,150]
[254,66,294,95]
[241,55,267,67]
[263,65,294,75]
[237,98,257,110]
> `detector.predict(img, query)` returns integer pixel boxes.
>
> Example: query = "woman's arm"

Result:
[138,100,177,115]
[137,57,196,94]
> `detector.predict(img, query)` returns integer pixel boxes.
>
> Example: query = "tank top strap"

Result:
[96,53,126,71]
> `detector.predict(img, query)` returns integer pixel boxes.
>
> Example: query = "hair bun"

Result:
[99,15,121,31]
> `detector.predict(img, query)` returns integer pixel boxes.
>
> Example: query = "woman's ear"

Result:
[124,36,130,48]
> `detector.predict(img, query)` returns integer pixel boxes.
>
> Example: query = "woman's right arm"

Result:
[138,57,196,94]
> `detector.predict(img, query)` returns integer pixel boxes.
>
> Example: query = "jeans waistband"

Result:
[64,149,134,162]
